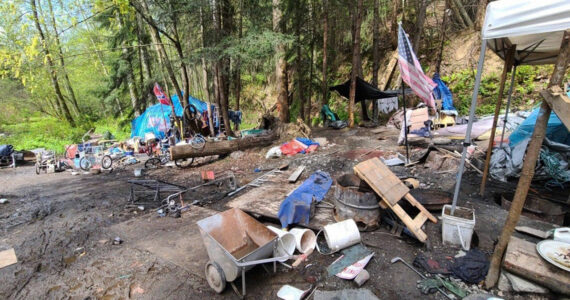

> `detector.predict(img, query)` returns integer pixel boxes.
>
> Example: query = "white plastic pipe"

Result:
[289,228,317,253]
[267,226,296,261]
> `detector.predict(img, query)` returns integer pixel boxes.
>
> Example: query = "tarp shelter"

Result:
[451,0,570,288]
[131,94,208,140]
[329,77,411,102]
[452,0,570,211]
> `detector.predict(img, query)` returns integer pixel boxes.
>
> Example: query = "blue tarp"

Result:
[131,94,206,139]
[509,104,570,147]
[432,73,456,111]
[277,171,332,228]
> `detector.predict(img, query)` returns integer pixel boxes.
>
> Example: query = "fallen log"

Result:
[170,131,279,160]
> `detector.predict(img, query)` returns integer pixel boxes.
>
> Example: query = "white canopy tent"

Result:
[451,0,570,211]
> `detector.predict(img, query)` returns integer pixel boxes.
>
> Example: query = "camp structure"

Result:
[445,0,570,288]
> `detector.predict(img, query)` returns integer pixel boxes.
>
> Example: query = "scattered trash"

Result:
[441,205,475,250]
[134,168,143,177]
[314,288,379,300]
[201,170,215,181]
[0,248,18,269]
[391,256,454,300]
[228,168,282,197]
[288,166,305,183]
[327,244,372,276]
[333,175,380,231]
[266,146,282,159]
[277,285,308,300]
[113,237,123,245]
[403,178,420,189]
[280,138,319,156]
[336,253,374,280]
[267,226,296,261]
[381,153,407,166]
[321,219,361,254]
[137,206,145,211]
[289,228,316,253]
[353,269,370,287]
[0,198,7,204]
[450,249,489,284]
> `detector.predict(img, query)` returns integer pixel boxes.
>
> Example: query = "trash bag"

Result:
[0,145,14,156]
[265,146,282,159]
[450,249,489,284]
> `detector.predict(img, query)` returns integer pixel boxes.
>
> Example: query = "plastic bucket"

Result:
[323,219,361,253]
[441,205,475,250]
[267,226,296,261]
[289,228,316,253]
[134,168,143,177]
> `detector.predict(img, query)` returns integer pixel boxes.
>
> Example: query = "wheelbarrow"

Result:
[197,208,291,297]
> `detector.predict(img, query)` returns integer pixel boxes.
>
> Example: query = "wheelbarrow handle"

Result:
[235,255,294,267]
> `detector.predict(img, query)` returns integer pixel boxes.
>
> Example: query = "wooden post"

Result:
[485,30,570,289]
[479,45,516,196]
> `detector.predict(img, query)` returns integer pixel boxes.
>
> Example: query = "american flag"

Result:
[398,23,437,108]
[153,83,172,106]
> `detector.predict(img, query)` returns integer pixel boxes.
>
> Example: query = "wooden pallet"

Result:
[354,158,437,242]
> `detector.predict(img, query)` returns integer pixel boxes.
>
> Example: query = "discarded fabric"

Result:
[432,73,456,111]
[335,252,374,280]
[280,138,319,156]
[277,171,332,228]
[327,244,373,277]
[450,249,489,284]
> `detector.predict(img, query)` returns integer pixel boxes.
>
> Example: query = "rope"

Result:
[539,148,569,189]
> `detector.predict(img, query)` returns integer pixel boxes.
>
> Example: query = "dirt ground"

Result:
[0,127,565,299]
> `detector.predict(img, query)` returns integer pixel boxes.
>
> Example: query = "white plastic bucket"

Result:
[289,228,316,253]
[267,226,296,261]
[323,219,361,253]
[441,205,476,250]
[134,168,143,177]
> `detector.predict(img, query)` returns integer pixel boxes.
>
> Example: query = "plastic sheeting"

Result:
[509,105,570,147]
[432,73,456,111]
[0,145,14,156]
[277,171,332,228]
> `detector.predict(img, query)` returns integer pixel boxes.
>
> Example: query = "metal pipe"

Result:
[500,65,518,148]
[451,41,487,214]
[402,80,409,162]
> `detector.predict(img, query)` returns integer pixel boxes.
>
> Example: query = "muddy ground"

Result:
[0,127,565,299]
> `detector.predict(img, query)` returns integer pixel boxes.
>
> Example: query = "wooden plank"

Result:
[503,236,570,295]
[288,166,305,183]
[354,158,409,205]
[404,193,437,223]
[0,248,18,269]
[515,226,549,239]
[226,172,334,230]
[541,87,570,130]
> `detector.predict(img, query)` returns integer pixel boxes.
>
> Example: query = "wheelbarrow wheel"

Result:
[205,261,226,293]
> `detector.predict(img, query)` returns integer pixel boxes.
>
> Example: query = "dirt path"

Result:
[0,127,559,299]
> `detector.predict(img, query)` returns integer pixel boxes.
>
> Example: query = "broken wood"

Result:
[503,236,570,295]
[541,86,570,130]
[170,131,278,160]
[0,248,17,269]
[288,166,305,183]
[354,158,437,243]
[514,226,549,239]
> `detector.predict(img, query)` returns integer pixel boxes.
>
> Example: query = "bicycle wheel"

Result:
[101,155,113,169]
[35,163,40,175]
[79,157,92,171]
[175,158,194,169]
[145,157,161,169]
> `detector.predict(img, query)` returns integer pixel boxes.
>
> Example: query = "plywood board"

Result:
[503,236,570,295]
[226,178,334,230]
[288,166,305,183]
[353,158,409,205]
[0,248,17,269]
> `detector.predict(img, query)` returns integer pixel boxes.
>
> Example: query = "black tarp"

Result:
[329,77,412,102]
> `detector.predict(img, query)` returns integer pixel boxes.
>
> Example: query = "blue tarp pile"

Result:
[509,105,570,147]
[432,73,456,111]
[278,171,332,228]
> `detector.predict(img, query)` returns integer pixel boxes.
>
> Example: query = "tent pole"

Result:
[485,30,570,289]
[402,80,409,162]
[451,40,486,215]
[479,45,516,196]
[499,65,518,148]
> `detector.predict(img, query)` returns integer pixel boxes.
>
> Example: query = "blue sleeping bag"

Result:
[277,171,332,228]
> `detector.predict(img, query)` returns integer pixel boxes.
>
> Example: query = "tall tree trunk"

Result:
[116,11,141,116]
[349,0,363,127]
[233,0,243,131]
[452,0,474,28]
[474,0,488,31]
[136,13,152,112]
[169,0,190,110]
[214,0,234,136]
[390,0,400,50]
[199,6,215,137]
[47,0,81,116]
[372,0,380,87]
[295,0,305,122]
[30,0,75,126]
[136,0,186,108]
[273,0,289,122]
[306,0,315,124]
[447,0,467,28]
[321,0,329,106]
[413,0,427,53]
